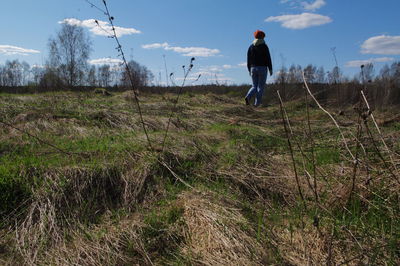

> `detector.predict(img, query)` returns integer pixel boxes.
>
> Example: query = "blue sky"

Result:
[1,0,400,85]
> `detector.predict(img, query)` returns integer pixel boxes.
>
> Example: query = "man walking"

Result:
[245,30,273,107]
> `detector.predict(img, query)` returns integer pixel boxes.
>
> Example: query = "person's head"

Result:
[254,30,265,39]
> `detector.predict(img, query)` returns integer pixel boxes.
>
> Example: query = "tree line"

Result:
[272,61,400,108]
[0,24,153,89]
[276,62,400,85]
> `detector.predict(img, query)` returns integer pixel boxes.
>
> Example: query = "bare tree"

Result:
[4,60,23,86]
[379,64,390,82]
[390,61,400,86]
[39,67,64,89]
[21,61,30,85]
[31,66,45,85]
[48,23,92,87]
[304,64,317,83]
[121,60,153,88]
[0,65,5,86]
[328,66,342,84]
[287,64,302,84]
[87,65,97,86]
[98,64,111,87]
[315,66,325,83]
[276,66,288,85]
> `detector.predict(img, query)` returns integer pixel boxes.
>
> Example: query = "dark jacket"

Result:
[247,42,273,74]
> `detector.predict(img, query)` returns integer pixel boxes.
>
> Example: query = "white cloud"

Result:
[142,43,169,49]
[0,45,40,56]
[88,58,123,65]
[302,0,326,11]
[345,57,394,68]
[361,35,400,55]
[265,12,332,29]
[238,62,247,67]
[59,18,141,38]
[142,42,220,57]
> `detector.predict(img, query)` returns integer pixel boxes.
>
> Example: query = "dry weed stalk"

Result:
[277,90,307,209]
[304,86,319,203]
[360,90,399,182]
[161,57,195,152]
[87,0,153,150]
[302,72,355,160]
[348,75,365,204]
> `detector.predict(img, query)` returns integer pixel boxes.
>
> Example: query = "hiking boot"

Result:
[245,97,250,105]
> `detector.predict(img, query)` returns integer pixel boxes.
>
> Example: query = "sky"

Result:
[1,0,400,85]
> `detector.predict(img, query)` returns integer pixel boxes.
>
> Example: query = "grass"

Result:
[0,90,399,265]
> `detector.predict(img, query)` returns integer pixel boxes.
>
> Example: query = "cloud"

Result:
[345,57,394,68]
[142,43,169,49]
[238,62,247,67]
[0,45,40,56]
[265,12,332,29]
[59,18,141,38]
[142,42,220,57]
[88,58,123,65]
[361,35,400,55]
[302,0,326,11]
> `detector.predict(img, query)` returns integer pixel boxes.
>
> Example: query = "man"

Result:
[245,30,273,107]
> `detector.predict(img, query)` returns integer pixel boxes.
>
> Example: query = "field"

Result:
[0,89,399,265]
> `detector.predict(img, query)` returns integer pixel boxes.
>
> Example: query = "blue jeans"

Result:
[246,66,267,106]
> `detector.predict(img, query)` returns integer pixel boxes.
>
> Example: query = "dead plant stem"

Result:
[302,72,355,160]
[100,0,153,150]
[277,90,307,210]
[305,86,319,203]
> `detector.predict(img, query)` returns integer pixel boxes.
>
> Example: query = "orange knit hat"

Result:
[254,30,265,39]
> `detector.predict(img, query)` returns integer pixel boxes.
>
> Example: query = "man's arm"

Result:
[247,46,252,73]
[266,46,273,75]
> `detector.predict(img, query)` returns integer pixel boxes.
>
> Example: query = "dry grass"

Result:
[1,158,155,265]
[180,190,267,265]
[1,91,399,265]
